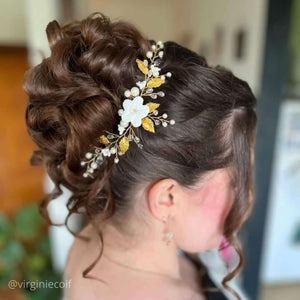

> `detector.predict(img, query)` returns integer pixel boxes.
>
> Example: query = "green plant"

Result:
[0,203,62,300]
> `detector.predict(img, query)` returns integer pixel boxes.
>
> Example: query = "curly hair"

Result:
[23,12,257,300]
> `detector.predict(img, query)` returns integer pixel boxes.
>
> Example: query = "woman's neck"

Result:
[98,221,182,281]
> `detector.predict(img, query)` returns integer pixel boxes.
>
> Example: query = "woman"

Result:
[23,12,257,300]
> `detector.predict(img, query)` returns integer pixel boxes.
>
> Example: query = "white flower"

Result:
[118,124,125,135]
[136,80,146,89]
[150,64,161,77]
[121,96,149,127]
[102,148,111,157]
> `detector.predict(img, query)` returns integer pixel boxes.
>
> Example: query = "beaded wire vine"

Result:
[80,40,175,178]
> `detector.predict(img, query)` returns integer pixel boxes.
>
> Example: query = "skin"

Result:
[64,167,235,300]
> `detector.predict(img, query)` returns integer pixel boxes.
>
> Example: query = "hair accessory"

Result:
[80,41,175,178]
[80,40,175,178]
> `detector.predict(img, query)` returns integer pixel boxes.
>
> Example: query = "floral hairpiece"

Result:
[80,40,175,178]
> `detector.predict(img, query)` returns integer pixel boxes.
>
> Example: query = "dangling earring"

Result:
[163,215,174,246]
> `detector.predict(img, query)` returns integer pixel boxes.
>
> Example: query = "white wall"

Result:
[75,0,187,42]
[182,0,268,96]
[0,0,27,45]
[24,0,62,66]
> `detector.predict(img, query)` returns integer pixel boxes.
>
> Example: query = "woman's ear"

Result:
[146,178,178,221]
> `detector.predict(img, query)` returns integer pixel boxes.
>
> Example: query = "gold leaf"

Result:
[99,135,109,144]
[147,102,160,113]
[136,59,149,75]
[119,136,129,154]
[142,117,155,133]
[147,78,165,88]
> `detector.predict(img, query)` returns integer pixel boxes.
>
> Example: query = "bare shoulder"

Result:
[63,224,102,300]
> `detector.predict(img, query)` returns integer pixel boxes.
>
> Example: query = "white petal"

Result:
[121,111,132,123]
[138,105,149,118]
[133,96,144,106]
[131,115,142,127]
[123,99,133,110]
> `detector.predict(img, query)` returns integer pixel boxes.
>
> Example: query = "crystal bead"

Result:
[96,156,103,162]
[153,110,159,116]
[155,120,160,125]
[150,94,157,99]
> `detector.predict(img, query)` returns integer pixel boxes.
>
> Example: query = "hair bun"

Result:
[23,12,151,181]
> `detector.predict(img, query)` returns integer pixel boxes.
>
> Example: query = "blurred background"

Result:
[0,0,299,300]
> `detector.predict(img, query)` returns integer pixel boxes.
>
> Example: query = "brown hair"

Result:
[23,12,257,300]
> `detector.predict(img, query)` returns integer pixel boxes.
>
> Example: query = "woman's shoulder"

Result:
[63,224,206,300]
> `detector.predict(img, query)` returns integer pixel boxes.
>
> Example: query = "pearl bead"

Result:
[91,162,98,169]
[114,157,119,163]
[166,72,172,77]
[162,122,168,127]
[153,110,158,116]
[143,59,148,66]
[160,75,165,80]
[120,120,129,127]
[146,51,153,59]
[159,51,163,58]
[124,90,131,97]
[151,45,156,51]
[131,87,139,96]
[170,119,175,125]
[118,109,124,116]
[85,152,92,159]
[83,172,88,178]
[80,161,85,166]
[162,113,168,118]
